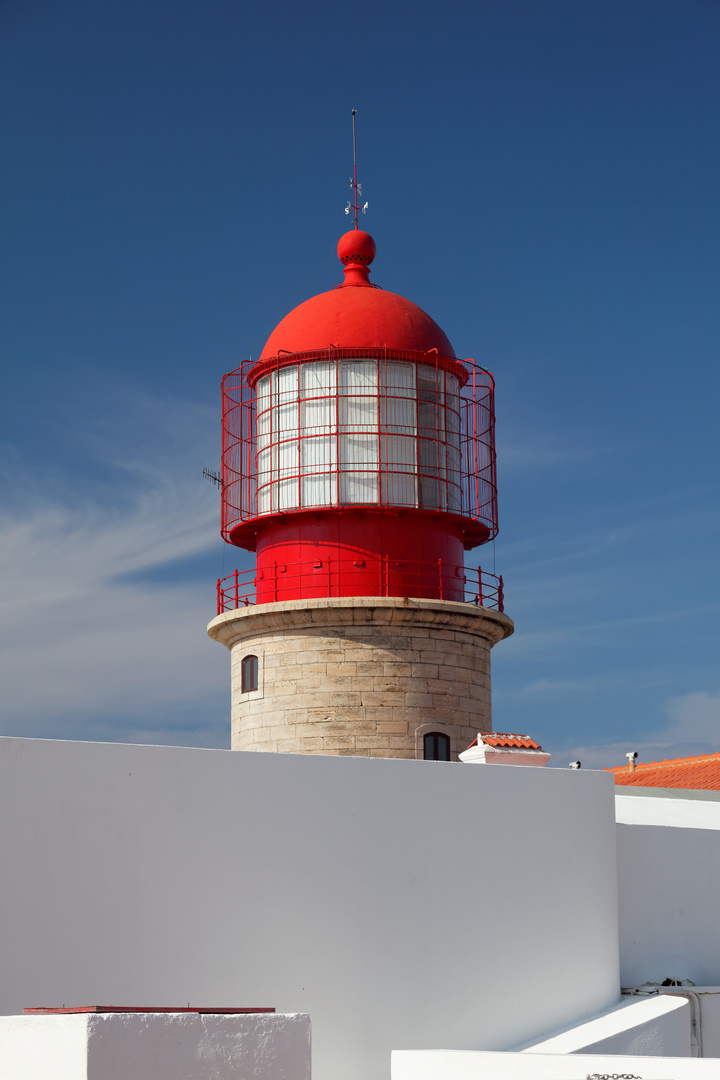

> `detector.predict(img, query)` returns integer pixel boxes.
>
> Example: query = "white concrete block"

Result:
[0,1015,87,1080]
[0,1012,311,1080]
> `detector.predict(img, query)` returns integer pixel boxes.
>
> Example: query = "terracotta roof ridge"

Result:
[607,751,720,774]
[467,732,543,751]
[485,731,535,739]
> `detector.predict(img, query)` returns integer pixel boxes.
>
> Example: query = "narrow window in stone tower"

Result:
[424,732,451,761]
[241,654,258,693]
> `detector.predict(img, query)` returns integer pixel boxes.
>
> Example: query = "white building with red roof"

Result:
[459,731,552,766]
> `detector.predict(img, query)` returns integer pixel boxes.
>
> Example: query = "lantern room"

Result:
[220,230,498,604]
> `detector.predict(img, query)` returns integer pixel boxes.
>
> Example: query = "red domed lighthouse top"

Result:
[220,223,498,572]
[259,230,456,361]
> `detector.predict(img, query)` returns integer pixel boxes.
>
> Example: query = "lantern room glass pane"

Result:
[276,477,296,510]
[380,361,417,508]
[339,431,378,503]
[256,374,273,456]
[383,434,417,506]
[339,358,376,392]
[275,365,298,403]
[338,360,379,504]
[276,402,297,431]
[301,434,336,507]
[256,373,272,416]
[301,396,333,431]
[301,361,335,394]
[276,437,298,510]
[339,359,377,429]
[381,361,416,430]
[300,362,335,431]
[445,373,462,511]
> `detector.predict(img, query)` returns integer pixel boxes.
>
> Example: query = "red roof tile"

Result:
[466,733,542,751]
[608,752,720,790]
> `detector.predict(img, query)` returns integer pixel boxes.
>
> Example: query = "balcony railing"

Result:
[216,559,504,614]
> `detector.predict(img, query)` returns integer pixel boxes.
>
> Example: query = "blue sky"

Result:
[1,0,719,767]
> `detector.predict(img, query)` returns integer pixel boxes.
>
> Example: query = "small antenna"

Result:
[344,109,368,227]
[203,468,223,490]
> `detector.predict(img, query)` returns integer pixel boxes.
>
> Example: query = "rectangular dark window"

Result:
[241,654,258,693]
[424,732,451,761]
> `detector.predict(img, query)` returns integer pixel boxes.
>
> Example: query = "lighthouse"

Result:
[208,223,513,760]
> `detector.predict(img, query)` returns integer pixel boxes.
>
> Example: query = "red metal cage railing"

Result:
[221,349,497,549]
[216,561,504,614]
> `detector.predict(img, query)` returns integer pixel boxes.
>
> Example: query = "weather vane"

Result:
[345,109,368,228]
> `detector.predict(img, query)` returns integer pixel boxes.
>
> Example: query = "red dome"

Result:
[259,231,455,360]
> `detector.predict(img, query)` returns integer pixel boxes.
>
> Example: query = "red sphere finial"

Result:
[337,230,376,266]
[337,230,376,286]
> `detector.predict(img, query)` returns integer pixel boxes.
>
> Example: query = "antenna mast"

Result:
[345,108,368,226]
[352,109,359,229]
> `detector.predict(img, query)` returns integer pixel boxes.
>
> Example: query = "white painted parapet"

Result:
[392,1048,720,1079]
[0,1011,311,1080]
[518,992,690,1056]
[616,790,720,830]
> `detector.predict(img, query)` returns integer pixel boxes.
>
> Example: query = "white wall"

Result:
[0,1012,310,1080]
[0,738,620,1080]
[617,793,720,987]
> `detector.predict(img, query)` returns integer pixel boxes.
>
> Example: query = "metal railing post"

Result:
[274,561,278,603]
[498,574,504,613]
[477,566,483,608]
[438,558,443,600]
[217,577,222,615]
[234,568,239,610]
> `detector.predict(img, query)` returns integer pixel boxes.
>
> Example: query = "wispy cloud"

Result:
[503,600,720,660]
[665,691,720,746]
[490,470,720,768]
[496,426,619,473]
[557,690,720,771]
[0,377,235,747]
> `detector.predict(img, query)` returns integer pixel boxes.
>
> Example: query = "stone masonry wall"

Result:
[208,597,513,761]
